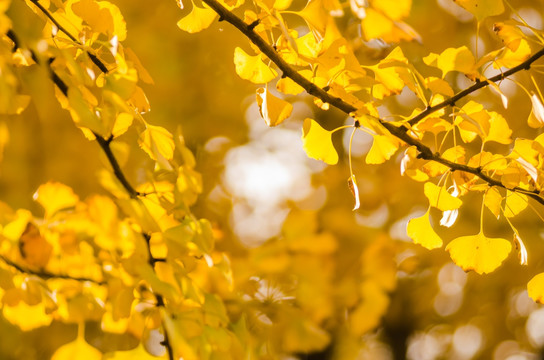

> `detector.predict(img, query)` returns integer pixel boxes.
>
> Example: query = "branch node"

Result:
[247,19,260,31]
[218,15,225,21]
[354,120,360,128]
[323,85,330,92]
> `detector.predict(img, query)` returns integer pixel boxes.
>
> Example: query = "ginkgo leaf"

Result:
[19,222,53,268]
[528,272,544,303]
[423,182,463,211]
[138,124,175,162]
[513,233,528,266]
[504,191,527,218]
[3,301,53,331]
[301,118,338,165]
[485,111,512,144]
[529,93,544,128]
[493,38,531,69]
[453,0,504,21]
[51,337,102,360]
[436,46,475,78]
[234,47,278,84]
[366,134,399,164]
[256,87,293,126]
[295,0,328,39]
[348,175,360,211]
[177,3,217,33]
[33,182,79,218]
[446,231,511,274]
[407,210,443,249]
[484,186,502,218]
[70,0,127,40]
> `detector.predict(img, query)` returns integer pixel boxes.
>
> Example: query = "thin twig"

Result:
[0,254,105,284]
[143,233,174,360]
[27,0,109,73]
[407,48,544,126]
[200,0,544,206]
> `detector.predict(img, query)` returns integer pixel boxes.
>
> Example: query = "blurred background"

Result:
[3,0,544,359]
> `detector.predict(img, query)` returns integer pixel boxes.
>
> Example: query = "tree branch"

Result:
[407,48,544,126]
[0,254,105,284]
[27,0,109,73]
[200,0,544,206]
[143,233,174,360]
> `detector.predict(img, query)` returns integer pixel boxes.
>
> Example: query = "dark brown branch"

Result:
[27,0,109,73]
[0,254,105,284]
[200,0,544,206]
[142,233,174,360]
[407,47,544,126]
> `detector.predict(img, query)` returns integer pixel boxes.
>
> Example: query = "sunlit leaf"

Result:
[493,38,531,69]
[504,191,527,218]
[177,3,217,33]
[484,186,502,218]
[139,124,175,162]
[3,301,53,331]
[529,93,544,128]
[366,134,399,164]
[70,0,127,40]
[234,47,278,84]
[347,175,360,211]
[407,210,443,249]
[301,118,338,165]
[528,272,544,303]
[256,87,293,126]
[453,0,504,21]
[33,182,79,218]
[436,46,475,78]
[51,337,102,360]
[446,231,511,274]
[513,233,528,266]
[423,182,462,211]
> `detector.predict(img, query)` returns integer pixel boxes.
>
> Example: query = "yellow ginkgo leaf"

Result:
[52,338,102,360]
[295,0,328,39]
[453,0,504,21]
[33,182,79,218]
[446,231,511,274]
[301,118,338,165]
[3,301,53,331]
[528,272,544,303]
[256,87,293,126]
[436,46,475,78]
[372,0,411,21]
[504,191,527,218]
[366,134,399,164]
[234,47,278,84]
[423,182,462,211]
[493,38,531,69]
[484,186,502,218]
[177,3,217,33]
[138,124,175,162]
[407,210,443,249]
[485,111,512,144]
[70,0,127,40]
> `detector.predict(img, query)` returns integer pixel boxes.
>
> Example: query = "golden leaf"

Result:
[453,0,504,21]
[33,182,79,218]
[234,47,278,84]
[407,210,443,249]
[366,134,399,165]
[423,182,463,211]
[301,118,338,165]
[528,272,544,303]
[177,3,217,33]
[256,87,293,126]
[446,231,511,274]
